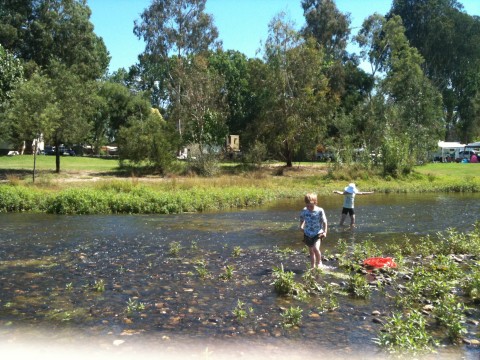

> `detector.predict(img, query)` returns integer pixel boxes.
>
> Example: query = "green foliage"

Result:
[219,265,234,281]
[280,306,303,328]
[375,310,438,354]
[168,241,182,257]
[232,299,254,321]
[272,264,297,295]
[432,294,468,342]
[125,298,145,314]
[347,273,372,299]
[462,263,480,302]
[117,111,179,174]
[0,0,109,79]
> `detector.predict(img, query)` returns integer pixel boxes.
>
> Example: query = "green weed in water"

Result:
[232,246,242,257]
[169,241,182,257]
[281,306,303,328]
[432,294,468,342]
[93,279,105,292]
[375,310,438,355]
[219,265,234,281]
[347,273,372,299]
[126,298,145,314]
[232,299,253,321]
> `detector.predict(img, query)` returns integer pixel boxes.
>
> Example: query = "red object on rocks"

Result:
[363,257,397,268]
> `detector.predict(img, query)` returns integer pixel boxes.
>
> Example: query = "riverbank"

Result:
[1,159,480,214]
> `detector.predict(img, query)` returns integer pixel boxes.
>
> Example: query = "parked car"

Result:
[458,150,477,159]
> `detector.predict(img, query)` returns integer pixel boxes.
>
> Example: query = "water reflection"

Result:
[0,193,479,358]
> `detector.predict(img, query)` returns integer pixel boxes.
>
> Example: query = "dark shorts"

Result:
[303,233,323,247]
[341,207,354,216]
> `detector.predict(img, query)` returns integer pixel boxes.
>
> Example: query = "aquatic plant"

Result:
[432,294,468,342]
[232,299,253,321]
[272,264,296,295]
[168,241,182,257]
[219,265,234,281]
[232,246,242,257]
[280,306,303,328]
[375,310,438,355]
[462,263,480,302]
[347,273,372,299]
[194,261,210,280]
[93,279,105,292]
[126,298,145,314]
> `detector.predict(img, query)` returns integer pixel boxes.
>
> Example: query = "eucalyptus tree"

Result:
[301,0,350,60]
[356,14,443,172]
[133,0,221,135]
[260,13,333,167]
[301,0,373,139]
[176,54,228,155]
[208,50,252,136]
[389,0,480,142]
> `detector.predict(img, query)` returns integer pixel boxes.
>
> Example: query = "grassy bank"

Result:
[1,156,480,214]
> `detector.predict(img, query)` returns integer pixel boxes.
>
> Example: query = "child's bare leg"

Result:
[350,214,356,228]
[339,213,347,226]
[308,246,316,268]
[312,242,322,267]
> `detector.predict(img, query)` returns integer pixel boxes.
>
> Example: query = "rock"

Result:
[372,317,384,325]
[371,310,381,316]
[462,338,480,346]
[423,304,434,312]
[113,339,125,346]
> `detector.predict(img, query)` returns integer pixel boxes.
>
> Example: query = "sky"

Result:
[88,0,480,73]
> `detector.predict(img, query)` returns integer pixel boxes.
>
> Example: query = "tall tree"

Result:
[357,14,444,167]
[208,50,252,136]
[176,54,228,155]
[0,0,109,80]
[301,0,350,61]
[133,0,221,135]
[0,44,24,141]
[389,0,480,142]
[261,13,332,167]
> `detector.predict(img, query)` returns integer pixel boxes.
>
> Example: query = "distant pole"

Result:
[33,139,38,183]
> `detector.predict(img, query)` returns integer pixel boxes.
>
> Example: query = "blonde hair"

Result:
[304,193,318,204]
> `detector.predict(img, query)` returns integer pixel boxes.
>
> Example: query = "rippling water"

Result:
[0,193,479,359]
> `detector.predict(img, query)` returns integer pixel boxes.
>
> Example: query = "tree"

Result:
[176,54,228,155]
[389,0,480,142]
[0,44,24,141]
[117,109,179,174]
[357,14,444,170]
[260,13,332,167]
[301,0,350,61]
[133,0,221,134]
[5,72,57,150]
[6,63,97,172]
[208,50,252,135]
[91,80,152,154]
[0,0,109,80]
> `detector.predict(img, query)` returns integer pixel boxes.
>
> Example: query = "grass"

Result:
[1,155,480,215]
[0,154,120,172]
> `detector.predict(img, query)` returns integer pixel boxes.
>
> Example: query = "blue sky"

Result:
[88,0,480,73]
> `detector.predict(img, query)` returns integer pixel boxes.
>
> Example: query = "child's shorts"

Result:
[303,233,323,247]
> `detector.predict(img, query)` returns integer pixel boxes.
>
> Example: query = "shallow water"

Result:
[0,193,479,359]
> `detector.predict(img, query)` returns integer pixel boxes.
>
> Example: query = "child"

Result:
[299,193,328,269]
[333,183,373,228]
